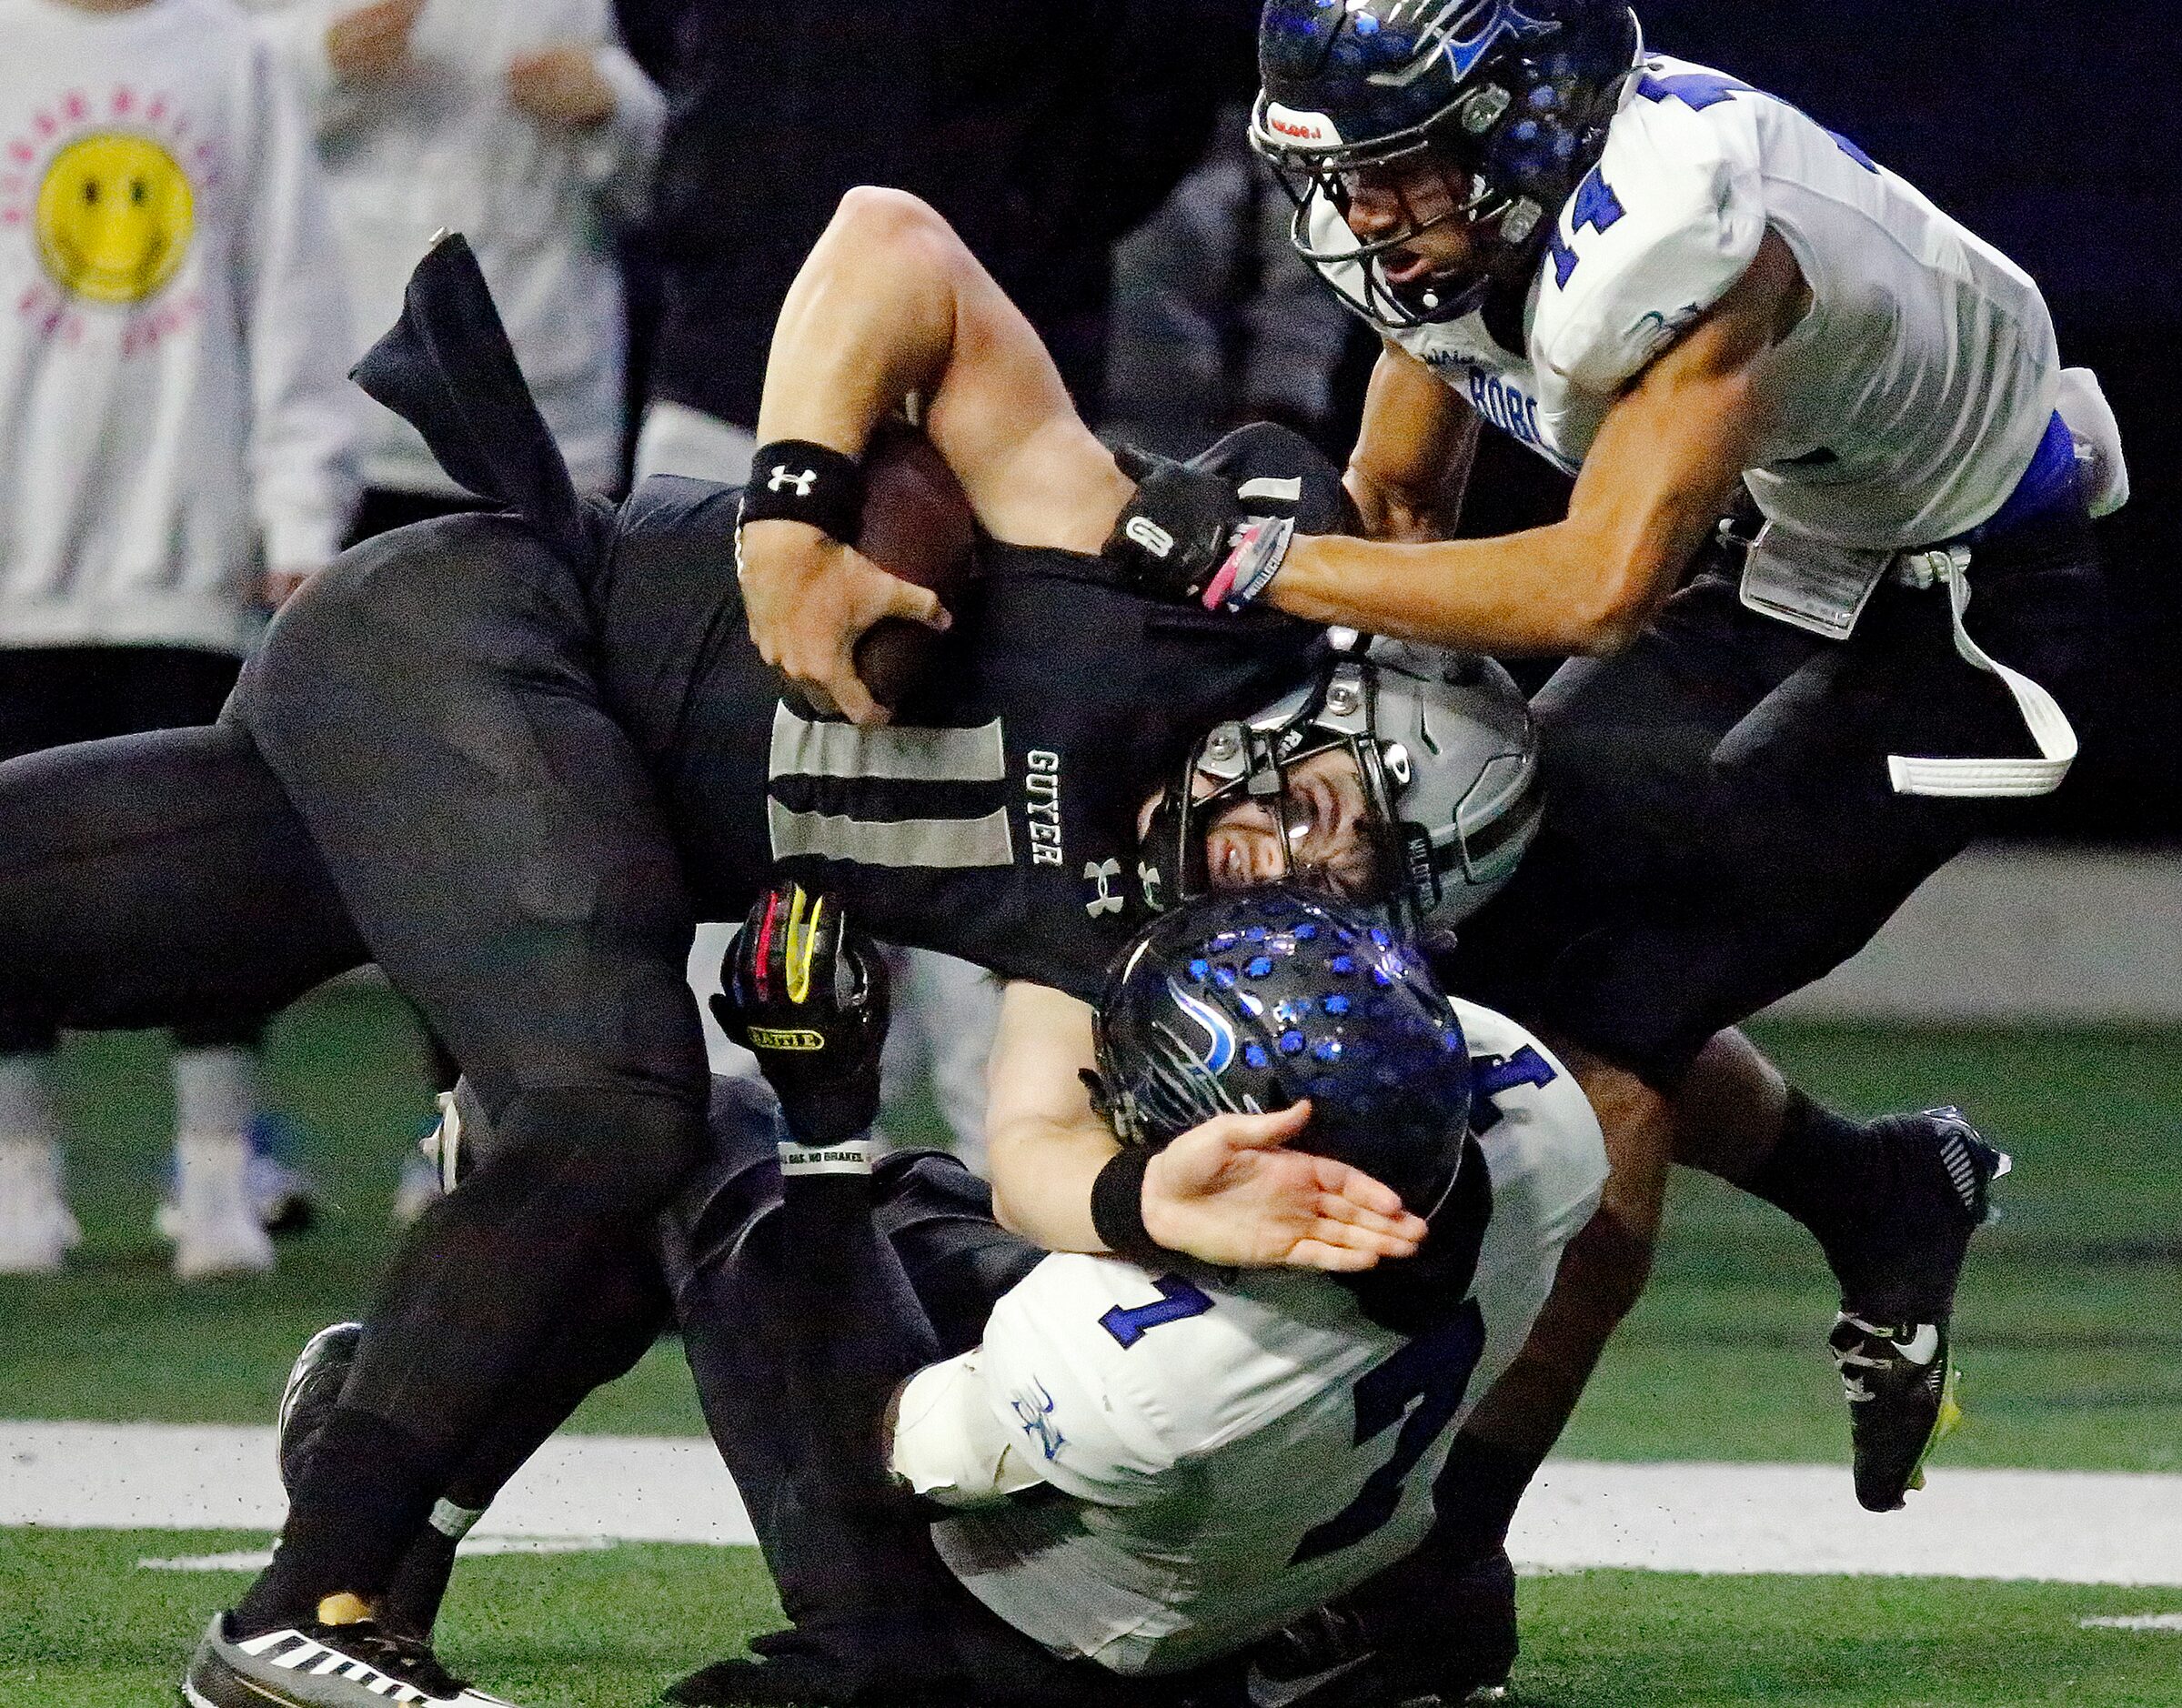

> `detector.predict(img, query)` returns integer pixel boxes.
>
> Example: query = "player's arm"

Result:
[1344,341,1483,544]
[984,981,1427,1271]
[740,187,1132,723]
[1267,233,1805,654]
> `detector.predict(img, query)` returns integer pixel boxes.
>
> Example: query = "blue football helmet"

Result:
[1252,0,1642,329]
[1091,883,1472,1218]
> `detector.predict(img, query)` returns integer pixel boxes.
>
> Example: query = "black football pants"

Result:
[1455,510,2121,1090]
[0,515,717,1603]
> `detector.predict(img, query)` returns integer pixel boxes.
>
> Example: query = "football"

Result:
[850,421,977,711]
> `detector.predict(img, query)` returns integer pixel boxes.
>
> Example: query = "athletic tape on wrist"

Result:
[739,440,865,541]
[778,1138,877,1177]
[1090,1147,1165,1266]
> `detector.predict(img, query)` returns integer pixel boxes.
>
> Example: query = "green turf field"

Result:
[5,986,2182,1703]
[6,1532,2182,1707]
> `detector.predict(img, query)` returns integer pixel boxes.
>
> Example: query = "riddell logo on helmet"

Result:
[1263,104,1342,146]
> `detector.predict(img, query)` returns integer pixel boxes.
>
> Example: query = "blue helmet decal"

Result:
[1441,0,1563,81]
[1167,977,1238,1074]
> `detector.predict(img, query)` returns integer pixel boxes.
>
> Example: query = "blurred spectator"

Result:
[1102,103,1355,459]
[250,0,663,527]
[0,0,360,1278]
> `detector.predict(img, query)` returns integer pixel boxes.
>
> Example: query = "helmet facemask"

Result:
[1253,86,1546,333]
[1141,660,1429,934]
[1139,650,1543,937]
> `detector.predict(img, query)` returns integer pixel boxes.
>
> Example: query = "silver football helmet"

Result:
[1139,638,1541,936]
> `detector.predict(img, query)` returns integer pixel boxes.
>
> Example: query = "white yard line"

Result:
[7,1422,2182,1586]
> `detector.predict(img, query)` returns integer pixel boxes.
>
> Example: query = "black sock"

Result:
[234,1406,447,1635]
[1745,1090,1878,1291]
[1422,1432,1550,1565]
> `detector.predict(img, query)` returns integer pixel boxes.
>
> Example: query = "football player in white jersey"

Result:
[1079,0,2120,1655]
[654,879,1604,1707]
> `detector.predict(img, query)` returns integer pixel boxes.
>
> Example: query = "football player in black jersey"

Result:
[737,180,2031,1700]
[0,236,1542,1708]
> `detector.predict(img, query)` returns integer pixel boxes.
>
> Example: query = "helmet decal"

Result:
[1167,977,1239,1074]
[1434,0,1564,83]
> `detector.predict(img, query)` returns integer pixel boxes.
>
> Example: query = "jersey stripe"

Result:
[767,799,1014,869]
[769,702,1006,783]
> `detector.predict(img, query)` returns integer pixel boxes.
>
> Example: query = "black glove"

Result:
[1101,444,1244,604]
[712,881,890,1148]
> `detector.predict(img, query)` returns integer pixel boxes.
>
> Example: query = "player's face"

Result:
[1341,157,1489,293]
[1201,748,1384,900]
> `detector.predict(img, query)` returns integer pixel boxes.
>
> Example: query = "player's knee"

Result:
[487,1084,711,1220]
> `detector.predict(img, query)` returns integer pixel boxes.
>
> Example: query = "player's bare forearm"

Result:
[755,187,1128,555]
[1277,233,1804,654]
[981,983,1428,1270]
[984,981,1117,1251]
[1344,342,1482,543]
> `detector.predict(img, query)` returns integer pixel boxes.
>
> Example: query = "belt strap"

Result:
[1886,546,2076,798]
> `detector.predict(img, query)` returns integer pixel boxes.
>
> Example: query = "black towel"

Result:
[349,233,593,566]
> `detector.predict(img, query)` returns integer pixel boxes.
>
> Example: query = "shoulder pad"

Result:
[1531,74,1765,410]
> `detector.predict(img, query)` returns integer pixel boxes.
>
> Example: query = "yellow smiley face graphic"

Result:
[35,131,194,305]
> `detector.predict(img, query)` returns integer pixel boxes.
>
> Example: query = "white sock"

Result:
[0,1051,57,1144]
[172,1046,260,1144]
[0,1053,62,1191]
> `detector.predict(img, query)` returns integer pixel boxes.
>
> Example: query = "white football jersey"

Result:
[890,999,1605,1677]
[1315,53,2060,551]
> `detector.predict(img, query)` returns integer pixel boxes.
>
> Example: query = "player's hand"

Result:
[326,0,423,86]
[508,44,618,130]
[1140,1101,1428,1272]
[737,518,949,728]
[712,881,890,1147]
[1101,444,1243,607]
[263,567,317,609]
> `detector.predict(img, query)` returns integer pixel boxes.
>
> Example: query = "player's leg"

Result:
[1433,527,2119,1566]
[0,649,89,1272]
[210,517,716,1653]
[664,1085,1139,1708]
[98,645,305,1277]
[0,718,366,1272]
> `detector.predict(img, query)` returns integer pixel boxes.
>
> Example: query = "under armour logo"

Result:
[1084,858,1124,916]
[1123,515,1175,560]
[1137,860,1164,913]
[768,465,818,497]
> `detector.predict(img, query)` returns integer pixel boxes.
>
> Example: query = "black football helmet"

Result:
[1091,884,1473,1218]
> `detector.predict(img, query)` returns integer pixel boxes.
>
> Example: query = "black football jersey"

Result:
[594,425,1346,1000]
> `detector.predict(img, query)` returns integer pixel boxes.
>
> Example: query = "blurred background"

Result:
[0,0,2175,1457]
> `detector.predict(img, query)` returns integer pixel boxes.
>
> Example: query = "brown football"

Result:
[850,422,977,711]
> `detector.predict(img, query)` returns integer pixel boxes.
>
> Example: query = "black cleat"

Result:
[183,1612,516,1706]
[1246,1548,1516,1707]
[1829,1107,2008,1512]
[277,1321,363,1494]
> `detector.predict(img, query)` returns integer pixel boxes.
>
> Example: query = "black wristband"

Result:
[739,440,866,542]
[1091,1147,1166,1267]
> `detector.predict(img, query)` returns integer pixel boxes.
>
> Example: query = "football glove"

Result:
[713,881,890,1148]
[1102,445,1297,615]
